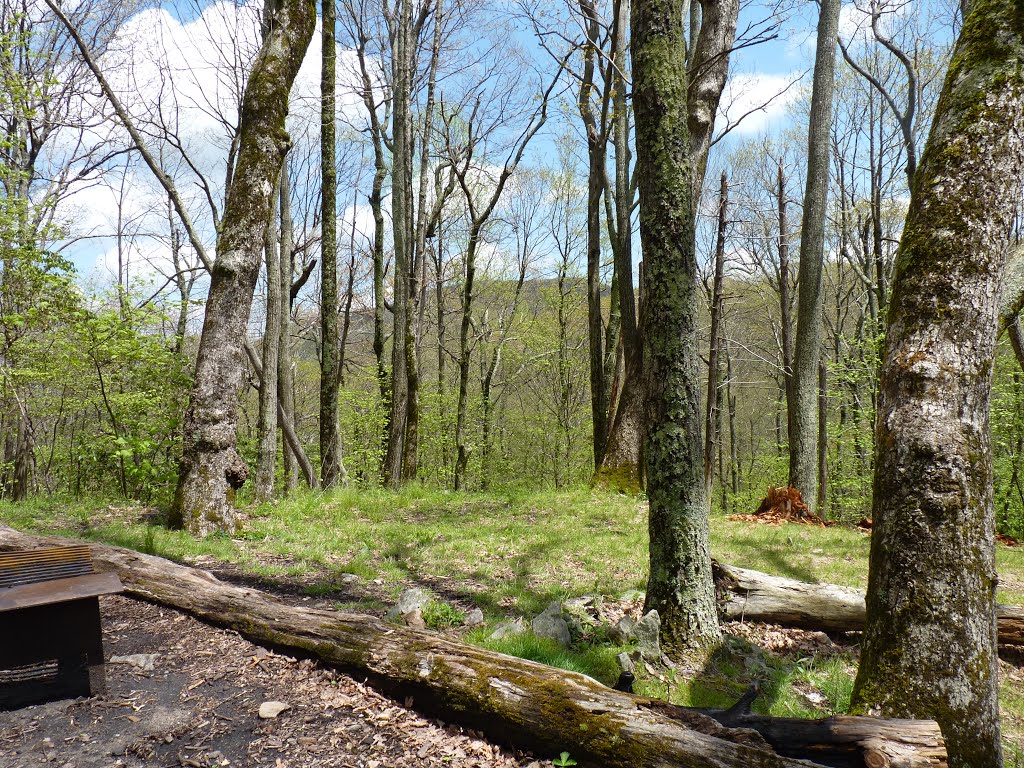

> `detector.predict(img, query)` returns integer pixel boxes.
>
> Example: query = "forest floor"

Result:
[2,487,1024,764]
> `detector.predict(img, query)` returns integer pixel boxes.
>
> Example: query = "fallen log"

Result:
[714,562,1024,645]
[0,526,946,768]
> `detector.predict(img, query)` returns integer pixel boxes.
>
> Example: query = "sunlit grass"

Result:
[2,486,1023,742]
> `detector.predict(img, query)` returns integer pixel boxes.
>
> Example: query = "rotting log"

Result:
[0,527,946,768]
[714,562,1024,646]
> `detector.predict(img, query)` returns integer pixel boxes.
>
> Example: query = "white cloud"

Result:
[717,71,804,138]
[52,0,375,291]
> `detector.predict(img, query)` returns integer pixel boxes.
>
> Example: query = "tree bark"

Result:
[789,0,840,515]
[849,3,1024,766]
[278,166,304,493]
[0,526,949,768]
[714,562,1024,646]
[254,172,282,502]
[597,0,738,494]
[319,0,341,489]
[704,172,728,499]
[632,0,720,653]
[685,0,738,190]
[578,0,609,470]
[776,161,795,462]
[383,0,415,489]
[171,0,315,535]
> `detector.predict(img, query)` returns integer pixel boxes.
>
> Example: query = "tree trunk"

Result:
[453,227,479,491]
[789,0,840,515]
[684,0,738,190]
[704,172,728,499]
[319,0,341,489]
[579,0,609,470]
[0,526,948,768]
[632,0,720,654]
[254,173,282,503]
[776,161,795,462]
[594,0,641,489]
[817,360,827,515]
[171,0,315,535]
[849,4,1024,766]
[279,166,301,493]
[714,561,1024,646]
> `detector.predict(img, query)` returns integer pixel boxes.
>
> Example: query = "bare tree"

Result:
[790,0,841,514]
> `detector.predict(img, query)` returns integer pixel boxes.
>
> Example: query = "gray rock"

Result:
[464,608,484,626]
[532,602,572,646]
[488,617,526,640]
[562,596,601,630]
[386,588,431,621]
[403,608,426,629]
[608,615,636,644]
[258,701,291,719]
[621,589,645,603]
[109,653,158,672]
[616,651,635,675]
[635,609,661,661]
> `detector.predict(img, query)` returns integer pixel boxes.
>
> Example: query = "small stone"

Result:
[403,608,426,629]
[258,701,291,719]
[387,588,431,621]
[608,615,636,644]
[488,618,526,641]
[109,653,158,672]
[532,602,571,646]
[635,609,662,661]
[616,651,635,675]
[464,608,484,626]
[621,589,645,603]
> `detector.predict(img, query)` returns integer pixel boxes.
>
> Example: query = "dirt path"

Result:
[0,596,540,768]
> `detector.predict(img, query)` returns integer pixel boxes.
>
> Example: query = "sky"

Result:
[45,0,922,291]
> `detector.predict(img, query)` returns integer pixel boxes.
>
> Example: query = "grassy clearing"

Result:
[2,486,1023,741]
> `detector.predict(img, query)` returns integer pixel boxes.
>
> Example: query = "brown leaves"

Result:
[728,486,826,527]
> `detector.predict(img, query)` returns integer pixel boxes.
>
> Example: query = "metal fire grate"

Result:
[0,545,123,709]
[0,545,94,589]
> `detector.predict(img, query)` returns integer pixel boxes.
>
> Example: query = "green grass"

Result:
[2,486,1024,749]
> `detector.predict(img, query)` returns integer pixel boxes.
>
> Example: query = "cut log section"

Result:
[714,561,1024,646]
[0,527,947,768]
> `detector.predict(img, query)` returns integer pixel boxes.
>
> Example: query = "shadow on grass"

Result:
[720,532,821,584]
[376,534,563,618]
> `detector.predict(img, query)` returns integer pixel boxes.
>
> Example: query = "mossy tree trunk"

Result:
[849,2,1024,766]
[632,0,720,653]
[171,0,315,535]
[790,0,840,515]
[595,0,737,495]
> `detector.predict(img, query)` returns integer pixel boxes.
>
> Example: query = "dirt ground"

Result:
[0,595,540,768]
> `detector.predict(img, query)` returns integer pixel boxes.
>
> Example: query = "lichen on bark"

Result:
[849,1,1024,765]
[632,0,721,653]
[170,0,316,536]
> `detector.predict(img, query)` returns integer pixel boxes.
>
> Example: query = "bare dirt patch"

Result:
[0,596,539,768]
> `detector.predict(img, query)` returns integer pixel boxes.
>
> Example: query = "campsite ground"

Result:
[2,487,1023,764]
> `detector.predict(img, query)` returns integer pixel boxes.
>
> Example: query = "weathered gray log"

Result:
[0,527,947,768]
[714,562,1024,646]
